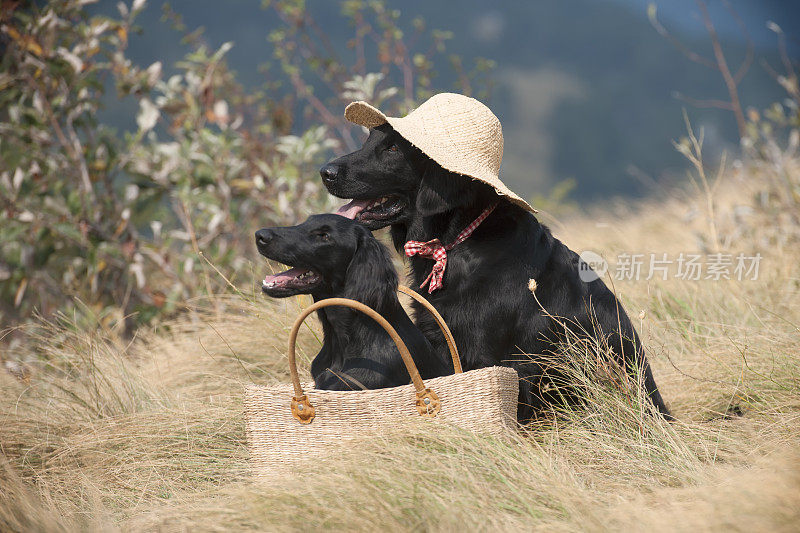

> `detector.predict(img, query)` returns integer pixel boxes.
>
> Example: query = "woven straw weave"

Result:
[344,92,537,213]
[245,286,519,475]
[246,367,518,473]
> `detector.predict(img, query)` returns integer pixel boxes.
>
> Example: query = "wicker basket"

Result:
[245,286,519,474]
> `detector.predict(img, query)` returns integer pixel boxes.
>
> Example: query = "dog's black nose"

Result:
[319,164,339,187]
[255,229,274,248]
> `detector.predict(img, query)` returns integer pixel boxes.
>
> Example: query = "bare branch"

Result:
[760,57,781,80]
[673,92,735,110]
[289,73,358,152]
[647,3,717,70]
[696,0,746,138]
[774,22,797,82]
[395,39,414,102]
[763,23,799,101]
[353,12,366,76]
[24,73,96,206]
[721,0,753,84]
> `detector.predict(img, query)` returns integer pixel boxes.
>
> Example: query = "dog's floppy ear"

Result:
[344,225,398,312]
[415,161,482,217]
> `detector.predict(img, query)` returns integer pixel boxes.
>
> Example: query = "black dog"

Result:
[255,213,450,390]
[320,124,672,421]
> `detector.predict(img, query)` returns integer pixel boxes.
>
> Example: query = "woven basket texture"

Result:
[245,366,519,474]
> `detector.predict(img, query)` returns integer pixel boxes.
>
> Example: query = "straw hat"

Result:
[344,92,537,213]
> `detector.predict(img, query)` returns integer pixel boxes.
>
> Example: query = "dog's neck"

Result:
[393,202,547,295]
[392,199,526,249]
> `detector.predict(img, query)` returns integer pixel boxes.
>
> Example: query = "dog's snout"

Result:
[255,229,274,248]
[319,163,340,187]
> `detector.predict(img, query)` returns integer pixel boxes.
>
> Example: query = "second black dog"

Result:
[255,214,451,390]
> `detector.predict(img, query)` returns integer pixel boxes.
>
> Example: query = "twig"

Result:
[673,93,734,110]
[649,0,750,139]
[721,0,753,84]
[696,0,747,138]
[648,3,716,69]
[179,199,217,313]
[198,250,257,307]
[205,322,256,382]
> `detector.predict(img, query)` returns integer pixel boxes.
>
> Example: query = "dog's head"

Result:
[255,214,397,308]
[320,124,422,230]
[321,124,500,232]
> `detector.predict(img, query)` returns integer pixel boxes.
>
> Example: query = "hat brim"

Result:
[344,101,537,214]
[344,101,389,129]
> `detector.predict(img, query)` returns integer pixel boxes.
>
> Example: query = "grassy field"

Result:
[2,157,799,532]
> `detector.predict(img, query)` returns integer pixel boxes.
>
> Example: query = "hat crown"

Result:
[343,92,535,213]
[403,93,504,176]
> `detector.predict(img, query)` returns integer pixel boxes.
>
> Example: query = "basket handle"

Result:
[287,298,441,424]
[397,285,463,374]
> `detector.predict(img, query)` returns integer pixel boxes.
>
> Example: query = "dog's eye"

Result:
[312,231,330,241]
[386,144,399,152]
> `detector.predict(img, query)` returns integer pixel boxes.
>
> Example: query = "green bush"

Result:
[0,0,491,335]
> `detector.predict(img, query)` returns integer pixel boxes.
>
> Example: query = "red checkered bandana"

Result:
[404,203,498,293]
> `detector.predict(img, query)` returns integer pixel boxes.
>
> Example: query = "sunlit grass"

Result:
[2,158,800,531]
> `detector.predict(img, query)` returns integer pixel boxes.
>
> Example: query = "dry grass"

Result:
[2,156,800,532]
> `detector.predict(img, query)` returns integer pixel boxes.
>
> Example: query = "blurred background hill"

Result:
[95,0,799,200]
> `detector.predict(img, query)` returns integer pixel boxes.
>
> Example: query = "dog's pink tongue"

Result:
[335,199,373,219]
[263,267,308,284]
